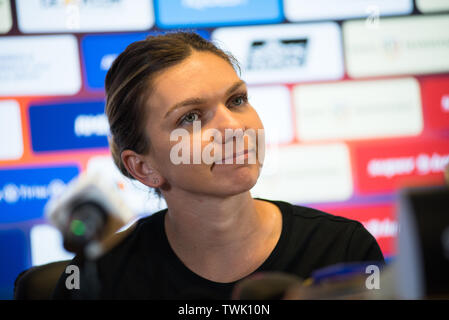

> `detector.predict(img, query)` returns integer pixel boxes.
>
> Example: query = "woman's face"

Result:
[143,51,265,197]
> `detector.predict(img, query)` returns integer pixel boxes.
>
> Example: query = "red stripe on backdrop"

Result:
[420,76,449,133]
[351,138,449,195]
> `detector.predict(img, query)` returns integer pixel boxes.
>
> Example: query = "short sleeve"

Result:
[345,223,385,265]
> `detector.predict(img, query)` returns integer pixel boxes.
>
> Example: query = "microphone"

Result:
[44,172,136,260]
[232,263,392,300]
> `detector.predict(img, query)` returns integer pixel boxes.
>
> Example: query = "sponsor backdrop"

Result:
[0,0,448,299]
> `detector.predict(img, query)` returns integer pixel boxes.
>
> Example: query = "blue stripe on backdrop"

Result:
[29,101,108,152]
[154,0,284,28]
[0,166,79,223]
[81,30,211,90]
[0,229,30,300]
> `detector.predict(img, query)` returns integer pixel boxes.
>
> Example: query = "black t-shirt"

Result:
[52,198,385,299]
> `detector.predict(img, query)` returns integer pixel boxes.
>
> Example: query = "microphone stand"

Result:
[45,172,137,300]
[63,201,108,300]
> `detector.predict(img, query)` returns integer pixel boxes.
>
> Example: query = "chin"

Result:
[175,163,261,197]
[213,165,260,196]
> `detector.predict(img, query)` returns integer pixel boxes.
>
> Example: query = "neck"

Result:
[163,190,262,251]
[161,188,282,283]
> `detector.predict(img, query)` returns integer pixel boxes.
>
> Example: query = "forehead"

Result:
[148,51,240,114]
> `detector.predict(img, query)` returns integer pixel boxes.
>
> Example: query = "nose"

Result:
[211,104,246,144]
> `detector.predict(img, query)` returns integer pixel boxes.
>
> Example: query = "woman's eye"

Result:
[233,97,243,106]
[230,94,248,108]
[180,111,200,125]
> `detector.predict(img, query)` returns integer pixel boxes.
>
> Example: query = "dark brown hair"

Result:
[105,32,239,195]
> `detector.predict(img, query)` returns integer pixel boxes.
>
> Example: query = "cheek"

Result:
[147,134,178,176]
[246,108,265,151]
[250,107,265,131]
[241,106,264,138]
[151,134,210,180]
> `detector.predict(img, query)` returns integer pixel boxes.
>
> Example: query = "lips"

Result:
[214,147,257,164]
[221,149,249,162]
[209,147,258,171]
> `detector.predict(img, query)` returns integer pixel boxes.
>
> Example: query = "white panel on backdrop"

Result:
[247,85,294,145]
[0,0,12,34]
[212,23,344,84]
[294,78,423,141]
[16,0,154,33]
[30,224,74,266]
[0,100,23,160]
[0,35,81,96]
[251,143,353,204]
[344,15,449,78]
[416,0,449,13]
[284,0,413,22]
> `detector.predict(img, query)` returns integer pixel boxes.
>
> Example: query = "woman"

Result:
[53,32,384,299]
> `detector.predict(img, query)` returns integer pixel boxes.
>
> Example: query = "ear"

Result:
[121,149,164,189]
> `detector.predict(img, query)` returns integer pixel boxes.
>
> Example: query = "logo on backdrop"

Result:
[0,179,66,204]
[0,166,79,223]
[247,38,309,71]
[29,101,109,152]
[212,22,344,84]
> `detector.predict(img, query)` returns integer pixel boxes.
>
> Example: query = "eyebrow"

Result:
[164,80,246,119]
